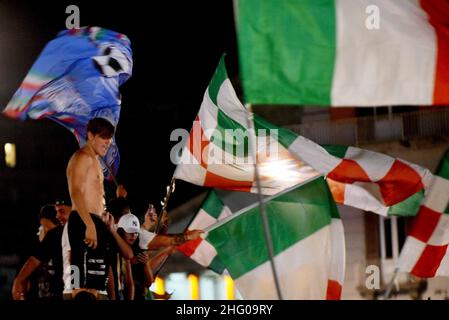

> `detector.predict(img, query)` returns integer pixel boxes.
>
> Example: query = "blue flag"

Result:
[3,26,133,179]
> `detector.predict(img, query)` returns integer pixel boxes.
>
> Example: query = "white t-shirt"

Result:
[61,223,72,294]
[139,228,156,250]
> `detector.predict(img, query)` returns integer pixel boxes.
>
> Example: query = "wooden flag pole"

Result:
[245,103,283,300]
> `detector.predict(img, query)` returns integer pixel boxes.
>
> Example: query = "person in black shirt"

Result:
[106,195,132,300]
[12,205,64,300]
[55,199,72,226]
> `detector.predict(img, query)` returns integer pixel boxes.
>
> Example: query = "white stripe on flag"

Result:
[332,0,437,106]
[343,182,388,216]
[398,237,426,272]
[345,147,394,182]
[436,252,449,277]
[234,226,332,300]
[428,214,449,246]
[216,79,248,128]
[198,90,219,140]
[189,239,219,267]
[190,209,219,231]
[329,218,345,284]
[422,176,449,212]
[288,136,341,174]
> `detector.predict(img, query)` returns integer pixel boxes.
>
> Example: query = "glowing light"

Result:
[4,143,16,168]
[259,158,304,182]
[224,275,235,300]
[188,274,200,300]
[154,276,165,295]
[257,141,319,184]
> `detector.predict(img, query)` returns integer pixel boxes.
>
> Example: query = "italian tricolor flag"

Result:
[255,118,434,216]
[236,0,449,106]
[253,114,432,217]
[174,55,319,195]
[177,190,231,274]
[398,149,449,278]
[175,55,434,216]
[180,177,345,300]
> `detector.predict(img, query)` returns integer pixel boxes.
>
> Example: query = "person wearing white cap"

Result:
[116,213,149,300]
[116,212,204,300]
[118,213,141,235]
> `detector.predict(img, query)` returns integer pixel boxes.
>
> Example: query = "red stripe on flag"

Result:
[204,171,252,192]
[411,244,448,278]
[177,238,203,257]
[326,178,346,204]
[377,160,424,206]
[187,117,210,168]
[326,280,342,300]
[409,206,442,243]
[327,159,371,184]
[420,0,449,104]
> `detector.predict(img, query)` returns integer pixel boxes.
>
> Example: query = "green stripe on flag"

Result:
[201,190,225,219]
[254,114,298,148]
[209,256,226,274]
[438,149,449,214]
[205,54,250,157]
[387,189,424,217]
[236,0,336,105]
[322,145,349,159]
[212,109,249,157]
[437,149,449,180]
[208,55,228,106]
[207,177,338,278]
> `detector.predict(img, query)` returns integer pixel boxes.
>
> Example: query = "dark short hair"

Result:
[87,117,115,139]
[38,205,59,225]
[55,198,71,206]
[73,291,97,301]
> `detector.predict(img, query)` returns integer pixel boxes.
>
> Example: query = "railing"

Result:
[285,108,449,146]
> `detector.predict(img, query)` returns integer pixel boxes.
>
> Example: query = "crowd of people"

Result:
[12,117,203,300]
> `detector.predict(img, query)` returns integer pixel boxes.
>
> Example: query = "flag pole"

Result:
[99,157,119,187]
[204,175,321,233]
[245,103,283,300]
[383,267,399,299]
[155,176,176,234]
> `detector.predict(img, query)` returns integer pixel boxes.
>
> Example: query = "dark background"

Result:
[0,0,238,256]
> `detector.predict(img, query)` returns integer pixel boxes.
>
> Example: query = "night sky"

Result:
[0,0,239,221]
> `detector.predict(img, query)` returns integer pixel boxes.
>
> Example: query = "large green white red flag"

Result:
[398,150,449,277]
[177,190,231,274]
[174,56,434,216]
[180,177,345,300]
[173,55,319,195]
[236,0,449,106]
[254,115,433,216]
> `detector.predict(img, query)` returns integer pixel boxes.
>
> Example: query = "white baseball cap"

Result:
[117,213,140,234]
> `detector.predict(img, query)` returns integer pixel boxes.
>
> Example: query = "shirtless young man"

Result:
[66,117,113,249]
[64,117,131,300]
